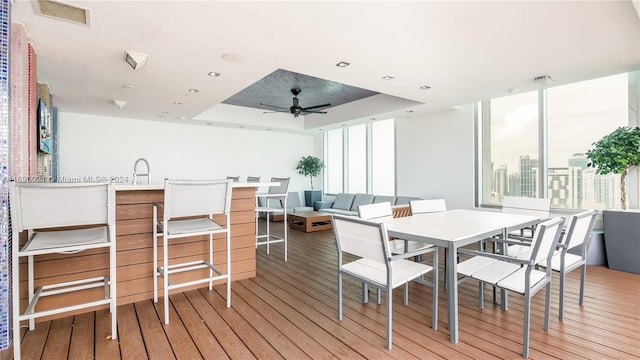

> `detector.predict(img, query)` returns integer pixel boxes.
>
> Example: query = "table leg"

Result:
[501,228,508,310]
[446,243,459,343]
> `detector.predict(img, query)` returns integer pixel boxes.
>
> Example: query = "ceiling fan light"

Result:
[336,61,350,67]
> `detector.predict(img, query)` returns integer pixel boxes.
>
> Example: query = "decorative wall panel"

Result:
[0,0,11,350]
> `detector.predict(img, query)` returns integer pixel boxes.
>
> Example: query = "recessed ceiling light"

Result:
[122,84,135,89]
[124,50,149,70]
[370,117,377,121]
[208,72,221,77]
[382,75,395,80]
[188,88,199,93]
[419,85,431,90]
[173,101,183,105]
[221,53,245,63]
[406,110,414,113]
[534,74,554,85]
[112,99,127,109]
[336,61,350,67]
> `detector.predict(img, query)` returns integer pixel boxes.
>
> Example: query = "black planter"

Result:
[602,209,640,274]
[304,190,322,208]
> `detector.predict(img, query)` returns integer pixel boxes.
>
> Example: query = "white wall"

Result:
[396,105,475,210]
[57,112,317,193]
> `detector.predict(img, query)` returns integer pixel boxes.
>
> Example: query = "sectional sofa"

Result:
[317,193,420,217]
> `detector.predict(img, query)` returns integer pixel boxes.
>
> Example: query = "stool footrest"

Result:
[21,276,112,321]
[157,260,229,289]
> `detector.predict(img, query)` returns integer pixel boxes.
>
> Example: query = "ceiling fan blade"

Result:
[301,110,328,114]
[301,103,332,111]
[260,102,288,110]
[263,110,289,114]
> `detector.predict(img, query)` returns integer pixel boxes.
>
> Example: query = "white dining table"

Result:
[381,208,541,344]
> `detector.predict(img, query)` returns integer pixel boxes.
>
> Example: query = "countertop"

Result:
[115,181,278,191]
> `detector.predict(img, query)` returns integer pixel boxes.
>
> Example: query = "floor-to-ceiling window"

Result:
[347,124,366,193]
[371,119,395,195]
[324,118,395,195]
[479,72,631,210]
[325,128,343,194]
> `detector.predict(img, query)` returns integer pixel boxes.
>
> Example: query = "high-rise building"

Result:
[493,164,509,202]
[548,167,569,208]
[519,155,538,197]
[567,153,589,209]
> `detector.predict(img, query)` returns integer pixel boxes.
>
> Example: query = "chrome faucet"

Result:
[133,158,151,185]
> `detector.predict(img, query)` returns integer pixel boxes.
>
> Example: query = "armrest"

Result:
[458,249,532,266]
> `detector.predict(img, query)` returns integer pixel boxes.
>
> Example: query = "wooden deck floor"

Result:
[13,222,640,359]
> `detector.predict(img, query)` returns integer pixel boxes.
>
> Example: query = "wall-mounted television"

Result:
[37,99,51,154]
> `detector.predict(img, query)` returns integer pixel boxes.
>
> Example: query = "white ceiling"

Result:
[10,0,640,134]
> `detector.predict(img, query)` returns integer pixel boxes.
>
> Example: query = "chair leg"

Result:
[523,293,531,358]
[208,233,214,291]
[544,282,551,331]
[377,288,382,304]
[266,214,271,254]
[283,212,288,262]
[338,273,343,320]
[579,263,586,306]
[225,230,231,308]
[403,283,409,305]
[386,285,393,350]
[163,235,170,324]
[433,250,438,330]
[559,269,566,321]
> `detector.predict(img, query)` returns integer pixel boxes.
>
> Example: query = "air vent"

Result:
[32,0,90,26]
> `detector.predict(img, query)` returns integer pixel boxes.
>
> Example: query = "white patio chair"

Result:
[459,217,565,358]
[255,177,290,261]
[358,202,438,307]
[538,209,597,320]
[333,214,437,350]
[153,178,233,324]
[10,182,118,360]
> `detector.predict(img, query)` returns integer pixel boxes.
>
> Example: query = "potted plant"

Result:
[296,155,325,207]
[586,126,640,274]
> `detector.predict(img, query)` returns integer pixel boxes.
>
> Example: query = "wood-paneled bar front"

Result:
[16,182,265,323]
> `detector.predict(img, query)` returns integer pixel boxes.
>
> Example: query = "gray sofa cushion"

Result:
[395,196,421,206]
[350,193,375,211]
[332,193,355,210]
[374,195,396,204]
[321,208,358,216]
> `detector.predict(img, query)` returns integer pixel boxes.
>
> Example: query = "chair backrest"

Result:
[247,176,261,182]
[164,179,232,219]
[563,210,598,254]
[226,176,239,182]
[333,215,389,264]
[9,182,114,231]
[267,177,290,207]
[358,202,393,220]
[502,196,551,218]
[529,217,565,266]
[409,199,447,214]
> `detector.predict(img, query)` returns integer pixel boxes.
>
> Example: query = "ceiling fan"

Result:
[260,87,332,117]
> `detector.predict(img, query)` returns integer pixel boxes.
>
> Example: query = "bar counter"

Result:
[16,181,271,322]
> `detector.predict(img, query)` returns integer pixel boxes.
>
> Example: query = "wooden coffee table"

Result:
[288,211,333,232]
